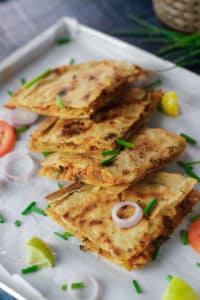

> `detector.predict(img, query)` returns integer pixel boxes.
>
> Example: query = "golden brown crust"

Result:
[5,61,147,119]
[39,127,186,187]
[45,172,199,270]
[29,88,163,153]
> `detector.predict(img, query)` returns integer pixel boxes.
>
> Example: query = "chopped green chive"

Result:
[166,274,173,282]
[24,69,52,89]
[180,133,197,145]
[144,79,162,89]
[7,90,13,96]
[56,37,71,45]
[21,265,39,274]
[46,204,51,209]
[196,262,200,268]
[177,161,200,181]
[187,160,200,166]
[180,230,188,245]
[21,201,36,215]
[31,206,46,216]
[144,197,157,216]
[15,126,29,134]
[71,282,85,289]
[99,154,118,166]
[132,280,142,294]
[191,214,200,222]
[70,58,75,64]
[42,152,50,157]
[101,149,119,156]
[152,248,159,261]
[56,95,65,109]
[61,284,68,291]
[20,78,26,85]
[14,220,21,227]
[116,138,135,148]
[54,231,73,240]
[0,214,5,224]
[57,183,63,190]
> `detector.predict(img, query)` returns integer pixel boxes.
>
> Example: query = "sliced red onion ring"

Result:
[10,108,38,127]
[3,153,36,182]
[111,201,143,228]
[68,273,99,300]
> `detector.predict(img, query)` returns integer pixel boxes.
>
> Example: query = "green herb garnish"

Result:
[180,230,188,245]
[15,126,29,134]
[7,90,13,96]
[177,161,200,181]
[151,248,159,261]
[191,215,200,222]
[61,284,68,291]
[20,78,26,85]
[180,133,197,145]
[116,138,134,148]
[56,95,65,109]
[132,280,142,294]
[57,182,63,190]
[71,282,85,289]
[56,37,71,45]
[144,79,162,89]
[14,220,21,227]
[69,58,75,64]
[24,69,52,89]
[186,160,200,166]
[99,154,118,166]
[31,206,46,216]
[144,197,157,216]
[21,265,39,274]
[196,262,200,268]
[21,201,36,215]
[42,152,50,157]
[54,231,73,240]
[101,149,118,156]
[0,214,5,224]
[46,204,51,209]
[166,274,173,282]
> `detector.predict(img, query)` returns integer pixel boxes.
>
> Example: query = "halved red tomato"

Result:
[188,218,200,253]
[0,120,16,157]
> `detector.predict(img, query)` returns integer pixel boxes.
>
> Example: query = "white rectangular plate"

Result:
[0,17,200,300]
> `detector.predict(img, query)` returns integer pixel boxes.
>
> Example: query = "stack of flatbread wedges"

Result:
[6,60,200,270]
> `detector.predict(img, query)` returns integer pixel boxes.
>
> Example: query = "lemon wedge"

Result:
[26,237,55,268]
[162,277,199,300]
[161,91,179,116]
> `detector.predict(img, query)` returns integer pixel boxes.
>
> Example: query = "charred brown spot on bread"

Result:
[58,88,68,96]
[88,75,97,81]
[61,120,91,136]
[83,93,90,100]
[89,220,103,226]
[105,133,117,140]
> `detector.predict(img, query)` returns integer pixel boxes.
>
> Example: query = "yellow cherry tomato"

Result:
[161,91,179,117]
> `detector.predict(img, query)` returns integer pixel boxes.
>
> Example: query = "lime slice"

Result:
[26,237,55,268]
[162,277,199,300]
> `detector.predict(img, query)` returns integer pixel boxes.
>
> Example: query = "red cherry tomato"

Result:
[188,218,200,253]
[0,120,16,157]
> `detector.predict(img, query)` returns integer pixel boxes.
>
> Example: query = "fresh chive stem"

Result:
[56,37,71,45]
[61,284,68,291]
[144,79,162,89]
[20,78,26,85]
[63,231,74,238]
[132,280,142,294]
[31,206,46,216]
[187,160,200,166]
[180,230,188,245]
[7,90,13,96]
[54,232,68,240]
[14,220,21,227]
[99,154,117,166]
[56,95,65,109]
[57,183,63,190]
[16,126,29,134]
[71,282,85,289]
[180,133,197,145]
[152,248,159,261]
[144,197,157,216]
[70,58,75,64]
[116,138,134,148]
[196,262,200,268]
[21,265,39,274]
[166,275,173,282]
[24,69,51,89]
[21,201,36,215]
[42,152,50,157]
[177,161,200,181]
[0,214,5,223]
[101,147,122,156]
[191,214,200,222]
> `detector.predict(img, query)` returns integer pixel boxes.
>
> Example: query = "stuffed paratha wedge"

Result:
[45,172,200,270]
[39,127,186,187]
[5,61,147,119]
[29,88,162,153]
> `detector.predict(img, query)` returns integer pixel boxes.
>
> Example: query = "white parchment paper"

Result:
[0,18,200,300]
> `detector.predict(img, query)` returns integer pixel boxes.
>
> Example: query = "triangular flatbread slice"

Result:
[5,60,147,119]
[29,88,162,153]
[39,128,185,187]
[45,172,199,270]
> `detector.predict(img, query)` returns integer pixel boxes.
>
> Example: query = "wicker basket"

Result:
[153,0,200,33]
